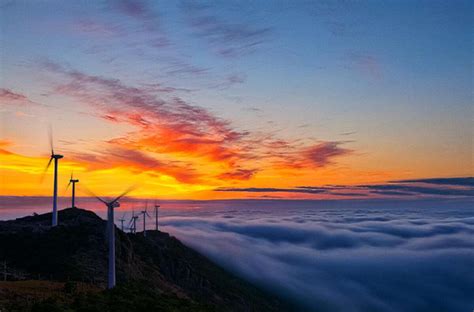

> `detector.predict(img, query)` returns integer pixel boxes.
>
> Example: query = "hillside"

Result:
[0,208,288,312]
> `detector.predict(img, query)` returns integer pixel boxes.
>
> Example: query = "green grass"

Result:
[0,280,214,312]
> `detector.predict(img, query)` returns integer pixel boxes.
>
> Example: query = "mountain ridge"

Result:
[0,208,290,311]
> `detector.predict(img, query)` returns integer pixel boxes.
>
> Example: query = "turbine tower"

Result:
[128,209,139,234]
[66,172,79,208]
[140,201,151,237]
[41,127,63,227]
[89,187,134,289]
[118,213,127,232]
[154,200,160,231]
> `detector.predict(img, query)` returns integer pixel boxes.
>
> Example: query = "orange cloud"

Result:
[12,62,358,197]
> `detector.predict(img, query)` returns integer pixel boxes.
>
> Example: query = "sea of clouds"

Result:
[158,200,474,312]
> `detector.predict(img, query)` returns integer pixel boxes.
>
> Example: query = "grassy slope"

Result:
[0,208,290,312]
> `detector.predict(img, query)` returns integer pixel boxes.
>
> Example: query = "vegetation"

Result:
[0,208,288,312]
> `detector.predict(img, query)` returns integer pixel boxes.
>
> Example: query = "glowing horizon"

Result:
[0,1,472,200]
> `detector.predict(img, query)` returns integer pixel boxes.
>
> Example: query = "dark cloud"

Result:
[361,183,474,197]
[304,141,353,167]
[216,177,474,198]
[392,177,474,187]
[215,187,327,194]
[371,190,414,196]
[217,168,257,181]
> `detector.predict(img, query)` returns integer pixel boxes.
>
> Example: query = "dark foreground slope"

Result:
[0,208,288,312]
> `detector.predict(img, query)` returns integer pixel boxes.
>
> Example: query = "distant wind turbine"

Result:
[140,200,151,237]
[41,127,63,227]
[154,200,160,231]
[118,213,127,232]
[66,172,79,208]
[88,186,135,289]
[128,209,139,234]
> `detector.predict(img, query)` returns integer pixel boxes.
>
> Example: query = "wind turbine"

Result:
[128,209,139,234]
[66,172,79,208]
[118,213,127,232]
[89,186,135,289]
[154,200,160,231]
[41,127,63,227]
[140,200,151,237]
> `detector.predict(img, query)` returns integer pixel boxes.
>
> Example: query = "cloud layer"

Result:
[158,200,474,311]
[1,197,473,311]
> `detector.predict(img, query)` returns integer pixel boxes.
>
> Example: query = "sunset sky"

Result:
[0,0,472,200]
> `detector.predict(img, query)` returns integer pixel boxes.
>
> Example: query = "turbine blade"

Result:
[39,157,53,183]
[82,186,107,205]
[65,171,73,191]
[111,185,137,204]
[48,124,54,155]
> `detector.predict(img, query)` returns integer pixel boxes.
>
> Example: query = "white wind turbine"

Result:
[65,172,79,208]
[140,200,151,237]
[88,187,135,289]
[41,127,63,227]
[154,199,160,231]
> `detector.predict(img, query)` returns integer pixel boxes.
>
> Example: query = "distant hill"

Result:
[0,208,289,312]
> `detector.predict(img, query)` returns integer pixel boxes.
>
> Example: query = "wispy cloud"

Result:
[0,88,39,106]
[40,62,355,184]
[216,187,327,195]
[216,177,474,198]
[348,52,383,80]
[109,0,170,45]
[217,168,257,181]
[304,141,353,167]
[392,177,474,187]
[360,183,474,197]
[181,1,272,57]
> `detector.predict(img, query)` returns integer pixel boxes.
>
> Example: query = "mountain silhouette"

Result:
[0,208,288,312]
